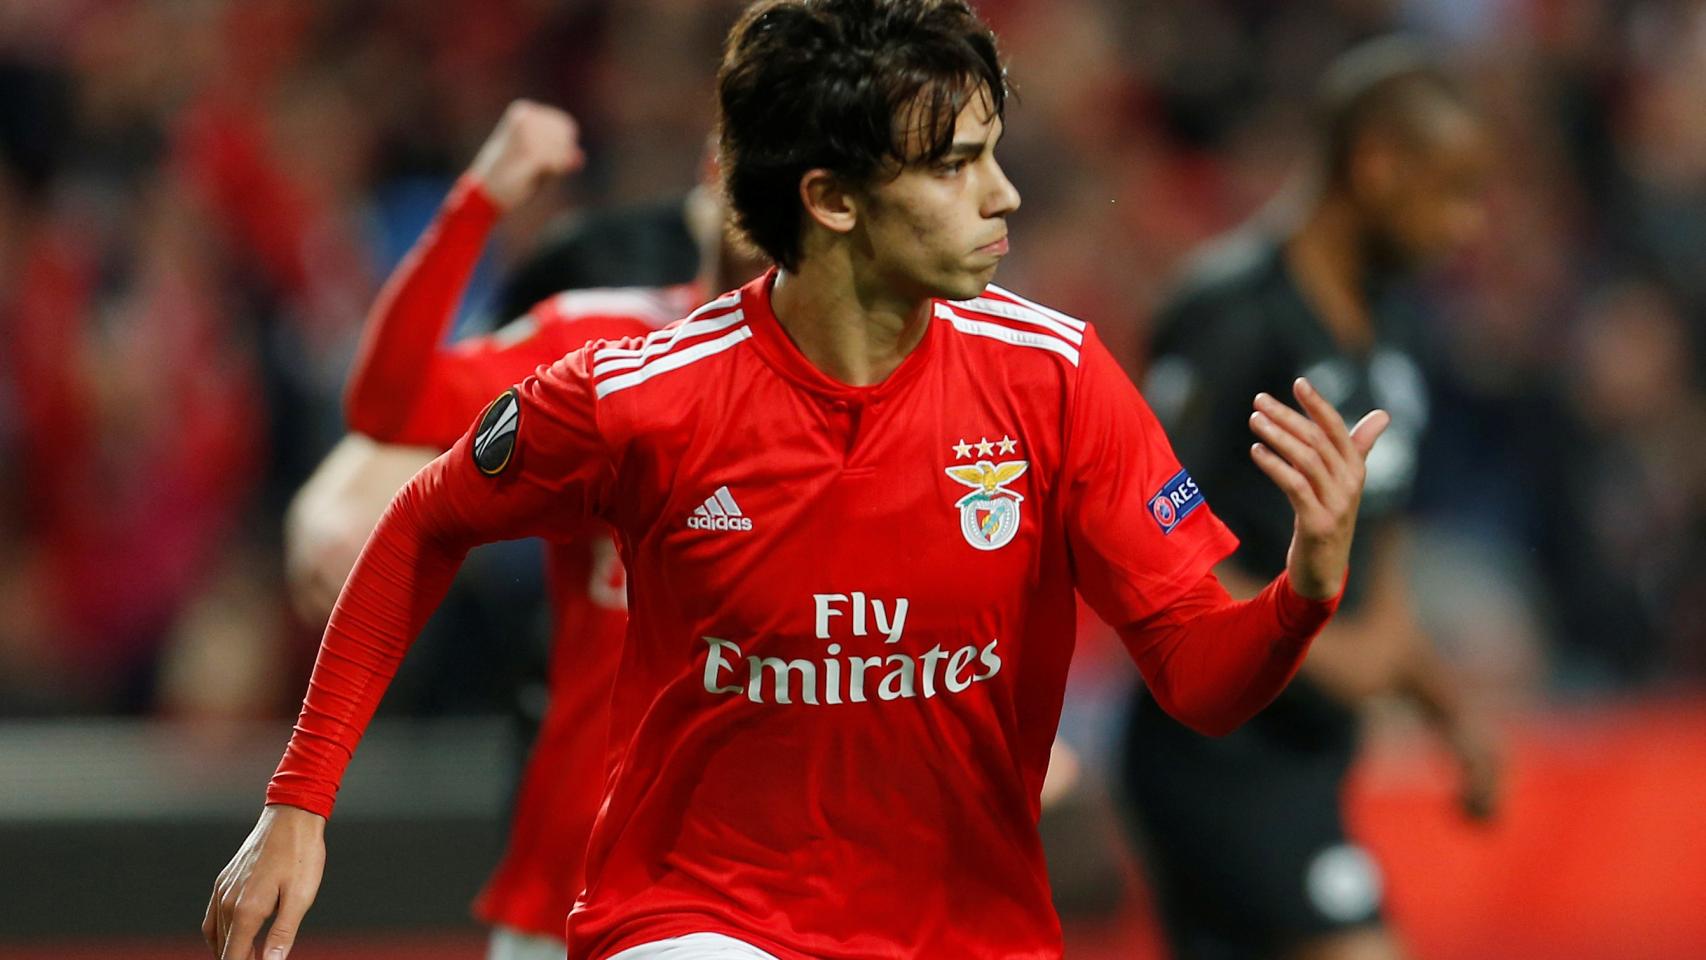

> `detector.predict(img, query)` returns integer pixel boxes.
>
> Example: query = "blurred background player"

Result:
[1119,38,1503,960]
[282,99,762,960]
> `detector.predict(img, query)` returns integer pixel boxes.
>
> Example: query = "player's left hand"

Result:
[1248,377,1389,600]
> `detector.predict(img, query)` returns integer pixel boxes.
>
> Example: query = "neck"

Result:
[1285,191,1374,348]
[685,187,746,293]
[769,248,932,387]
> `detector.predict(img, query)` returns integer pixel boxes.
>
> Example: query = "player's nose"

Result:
[985,160,1021,218]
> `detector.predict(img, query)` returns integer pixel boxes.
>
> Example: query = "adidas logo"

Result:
[687,486,753,532]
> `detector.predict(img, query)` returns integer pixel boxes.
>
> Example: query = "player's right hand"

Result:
[467,99,585,211]
[203,804,326,960]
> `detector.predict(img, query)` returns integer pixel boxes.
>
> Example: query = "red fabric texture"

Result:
[1124,569,1339,736]
[270,272,1344,959]
[343,175,500,440]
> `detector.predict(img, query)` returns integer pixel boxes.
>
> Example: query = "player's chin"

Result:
[936,263,1001,301]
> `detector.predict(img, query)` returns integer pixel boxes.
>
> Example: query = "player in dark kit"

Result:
[1120,39,1502,960]
[209,4,1396,958]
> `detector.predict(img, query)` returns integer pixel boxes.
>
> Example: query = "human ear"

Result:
[799,168,858,235]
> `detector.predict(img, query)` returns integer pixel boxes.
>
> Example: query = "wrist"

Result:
[1290,562,1347,601]
[451,172,504,220]
[1273,569,1344,636]
[263,803,328,827]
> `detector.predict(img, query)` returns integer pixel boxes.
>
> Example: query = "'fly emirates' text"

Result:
[702,593,1002,705]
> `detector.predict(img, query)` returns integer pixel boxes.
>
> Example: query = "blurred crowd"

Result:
[1,0,1703,719]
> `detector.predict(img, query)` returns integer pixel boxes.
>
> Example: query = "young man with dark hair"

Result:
[1121,38,1501,960]
[207,3,1390,958]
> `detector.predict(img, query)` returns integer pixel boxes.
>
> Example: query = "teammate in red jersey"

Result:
[207,3,1392,958]
[283,100,760,960]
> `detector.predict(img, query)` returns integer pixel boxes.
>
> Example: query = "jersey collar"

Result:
[739,267,939,403]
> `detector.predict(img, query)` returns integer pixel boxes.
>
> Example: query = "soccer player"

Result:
[287,105,717,623]
[206,3,1392,958]
[1119,39,1502,960]
[284,100,760,960]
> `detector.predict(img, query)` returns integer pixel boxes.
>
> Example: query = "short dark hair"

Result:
[716,0,1007,271]
[1316,36,1470,186]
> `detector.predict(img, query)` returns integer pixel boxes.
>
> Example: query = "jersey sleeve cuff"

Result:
[449,173,502,230]
[1273,568,1344,638]
[264,779,336,820]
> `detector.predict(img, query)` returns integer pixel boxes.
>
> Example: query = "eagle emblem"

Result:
[944,459,1028,550]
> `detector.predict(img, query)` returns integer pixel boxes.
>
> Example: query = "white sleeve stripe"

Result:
[953,297,1085,344]
[489,316,540,348]
[591,309,746,374]
[595,326,754,399]
[587,290,742,361]
[982,285,1088,331]
[547,287,673,322]
[935,304,1081,366]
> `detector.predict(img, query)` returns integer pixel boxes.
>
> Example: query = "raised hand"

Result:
[203,805,326,960]
[466,99,585,211]
[1247,377,1390,600]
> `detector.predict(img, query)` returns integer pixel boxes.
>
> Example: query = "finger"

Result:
[1254,392,1345,479]
[223,888,277,960]
[1292,377,1356,460]
[215,884,236,957]
[260,886,313,960]
[1249,409,1335,497]
[1348,408,1391,459]
[203,887,220,951]
[1250,442,1321,515]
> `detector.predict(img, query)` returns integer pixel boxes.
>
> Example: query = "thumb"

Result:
[1348,409,1391,459]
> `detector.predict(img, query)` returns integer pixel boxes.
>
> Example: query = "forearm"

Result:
[1124,571,1341,736]
[286,436,437,539]
[1295,617,1416,704]
[345,176,498,438]
[1391,632,1469,728]
[267,467,473,817]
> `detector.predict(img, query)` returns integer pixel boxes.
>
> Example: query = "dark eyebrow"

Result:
[942,125,1003,161]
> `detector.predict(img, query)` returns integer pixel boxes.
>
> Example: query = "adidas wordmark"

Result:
[688,486,753,532]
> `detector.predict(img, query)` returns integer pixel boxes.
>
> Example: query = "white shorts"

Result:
[488,926,568,960]
[603,932,782,960]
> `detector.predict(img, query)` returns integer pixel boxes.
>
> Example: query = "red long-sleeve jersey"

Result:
[275,270,1338,958]
[337,175,699,936]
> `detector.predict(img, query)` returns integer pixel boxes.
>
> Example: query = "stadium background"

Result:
[1,0,1703,957]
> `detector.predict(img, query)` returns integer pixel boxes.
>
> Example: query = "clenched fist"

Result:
[466,99,585,211]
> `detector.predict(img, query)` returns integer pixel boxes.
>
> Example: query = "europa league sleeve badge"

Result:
[472,387,521,476]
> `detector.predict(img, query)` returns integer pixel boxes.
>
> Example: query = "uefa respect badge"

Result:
[1148,468,1205,534]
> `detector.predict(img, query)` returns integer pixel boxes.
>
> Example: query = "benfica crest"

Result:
[945,459,1028,551]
